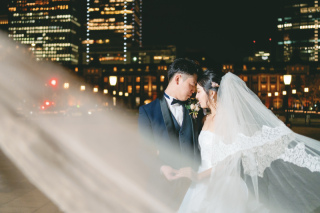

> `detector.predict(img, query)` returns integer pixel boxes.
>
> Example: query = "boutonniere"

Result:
[185,98,201,119]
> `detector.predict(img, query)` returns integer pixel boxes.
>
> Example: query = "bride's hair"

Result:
[197,69,224,94]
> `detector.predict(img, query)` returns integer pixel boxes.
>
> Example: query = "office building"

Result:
[8,0,80,65]
[277,0,320,62]
[84,0,142,64]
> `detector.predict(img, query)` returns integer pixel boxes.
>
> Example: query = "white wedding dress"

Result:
[178,72,320,213]
[179,128,320,213]
[179,130,250,213]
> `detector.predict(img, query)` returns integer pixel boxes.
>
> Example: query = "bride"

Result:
[176,70,320,213]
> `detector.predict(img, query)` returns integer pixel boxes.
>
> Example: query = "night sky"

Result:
[143,0,281,64]
[0,0,281,64]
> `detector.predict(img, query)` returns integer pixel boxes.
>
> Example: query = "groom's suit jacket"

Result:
[138,95,203,209]
[138,95,202,170]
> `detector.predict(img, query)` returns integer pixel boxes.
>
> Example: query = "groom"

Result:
[138,58,203,209]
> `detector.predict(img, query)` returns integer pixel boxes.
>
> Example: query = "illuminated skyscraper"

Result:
[277,0,320,62]
[8,0,80,65]
[83,0,142,64]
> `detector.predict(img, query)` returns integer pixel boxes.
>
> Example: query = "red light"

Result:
[41,106,45,110]
[50,78,57,86]
[45,101,50,106]
[253,40,256,44]
[269,38,272,41]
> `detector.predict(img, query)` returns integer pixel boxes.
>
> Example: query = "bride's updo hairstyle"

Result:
[197,69,224,95]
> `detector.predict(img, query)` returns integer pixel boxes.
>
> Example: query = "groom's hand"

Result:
[160,165,179,181]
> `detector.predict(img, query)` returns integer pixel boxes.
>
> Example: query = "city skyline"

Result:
[1,0,280,64]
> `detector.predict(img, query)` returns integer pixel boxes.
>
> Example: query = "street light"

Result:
[283,74,292,126]
[304,87,309,110]
[109,76,117,86]
[284,75,292,85]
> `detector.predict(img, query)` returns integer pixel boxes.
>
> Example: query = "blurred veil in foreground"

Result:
[0,32,181,212]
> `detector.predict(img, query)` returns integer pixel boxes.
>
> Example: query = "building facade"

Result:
[0,15,8,32]
[82,63,168,108]
[278,0,320,62]
[222,61,320,110]
[8,0,81,65]
[84,0,142,65]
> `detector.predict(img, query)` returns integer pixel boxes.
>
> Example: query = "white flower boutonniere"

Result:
[185,98,201,119]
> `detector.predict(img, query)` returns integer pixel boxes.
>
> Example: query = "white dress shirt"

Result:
[164,93,184,127]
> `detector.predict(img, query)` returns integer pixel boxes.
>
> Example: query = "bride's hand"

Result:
[176,167,198,181]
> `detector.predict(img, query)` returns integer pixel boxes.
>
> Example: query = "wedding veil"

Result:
[209,72,320,212]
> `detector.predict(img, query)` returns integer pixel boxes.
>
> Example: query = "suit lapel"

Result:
[159,96,176,143]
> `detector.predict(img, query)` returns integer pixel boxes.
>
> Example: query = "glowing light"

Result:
[292,89,296,94]
[282,91,287,95]
[93,88,98,93]
[110,76,117,86]
[283,75,292,85]
[50,78,57,86]
[64,83,69,89]
[103,89,108,94]
[80,85,86,91]
[304,87,309,92]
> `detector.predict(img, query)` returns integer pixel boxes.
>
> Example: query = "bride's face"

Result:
[196,85,209,108]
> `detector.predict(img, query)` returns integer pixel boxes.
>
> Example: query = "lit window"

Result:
[136,85,140,92]
[160,75,165,82]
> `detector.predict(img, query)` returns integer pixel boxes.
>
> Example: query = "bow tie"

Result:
[171,99,187,106]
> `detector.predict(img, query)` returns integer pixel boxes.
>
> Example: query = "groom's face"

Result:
[176,74,197,101]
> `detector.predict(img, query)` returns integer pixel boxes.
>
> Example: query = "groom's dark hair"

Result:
[168,58,201,82]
